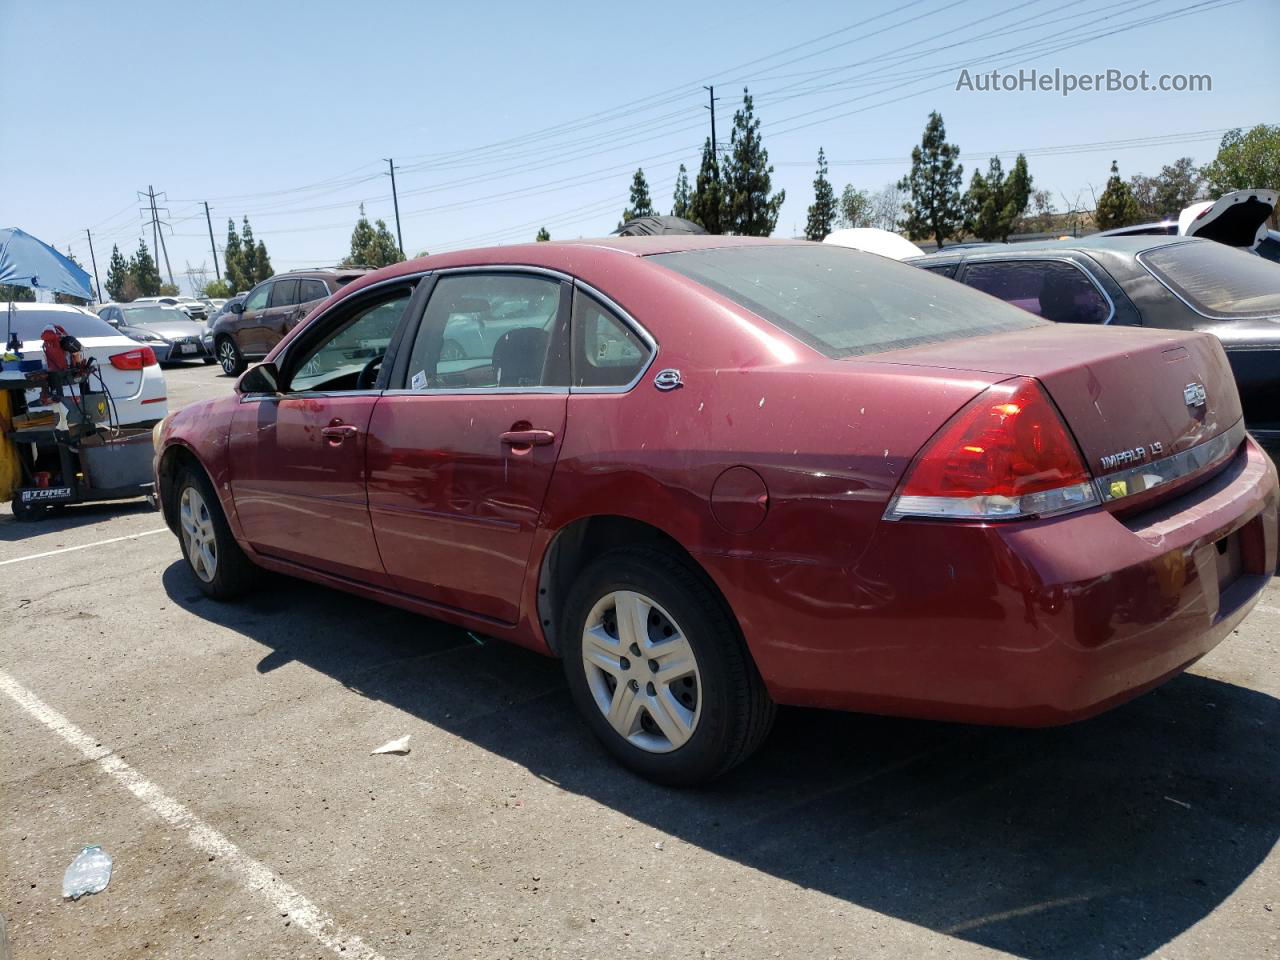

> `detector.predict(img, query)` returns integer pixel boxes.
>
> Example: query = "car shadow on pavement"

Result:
[0,499,156,541]
[162,562,1279,960]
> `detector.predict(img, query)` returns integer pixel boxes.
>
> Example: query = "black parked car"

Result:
[909,235,1280,443]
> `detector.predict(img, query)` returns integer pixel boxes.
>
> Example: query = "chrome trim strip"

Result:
[432,264,575,283]
[962,255,1116,324]
[569,279,658,395]
[381,386,570,397]
[1094,420,1247,503]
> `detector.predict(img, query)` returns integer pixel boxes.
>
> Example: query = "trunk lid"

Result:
[861,324,1242,477]
[1179,189,1277,250]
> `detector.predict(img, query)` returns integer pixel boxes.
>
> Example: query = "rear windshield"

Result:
[650,244,1044,358]
[6,308,116,341]
[1139,241,1280,320]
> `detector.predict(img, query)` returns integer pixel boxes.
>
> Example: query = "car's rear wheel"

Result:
[176,467,254,600]
[561,546,774,785]
[216,336,246,376]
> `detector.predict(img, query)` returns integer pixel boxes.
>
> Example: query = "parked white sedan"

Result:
[4,303,168,425]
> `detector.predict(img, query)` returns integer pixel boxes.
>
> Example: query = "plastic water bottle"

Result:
[62,845,112,900]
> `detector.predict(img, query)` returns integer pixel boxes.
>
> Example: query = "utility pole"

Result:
[384,158,404,257]
[203,201,220,280]
[84,229,103,303]
[703,85,720,173]
[149,186,175,287]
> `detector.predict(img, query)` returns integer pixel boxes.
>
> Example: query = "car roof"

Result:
[910,235,1202,261]
[7,302,99,315]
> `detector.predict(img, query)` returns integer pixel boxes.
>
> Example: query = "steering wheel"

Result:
[356,354,383,390]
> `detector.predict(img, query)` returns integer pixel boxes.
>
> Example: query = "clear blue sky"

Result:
[3,0,1273,295]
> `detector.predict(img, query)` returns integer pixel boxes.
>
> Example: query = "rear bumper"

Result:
[706,438,1278,725]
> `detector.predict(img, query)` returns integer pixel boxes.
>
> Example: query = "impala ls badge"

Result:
[654,368,683,391]
[1184,382,1207,408]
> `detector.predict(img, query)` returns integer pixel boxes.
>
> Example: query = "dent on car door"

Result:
[227,283,419,582]
[365,271,572,623]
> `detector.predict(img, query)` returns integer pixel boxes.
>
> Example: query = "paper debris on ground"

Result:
[371,735,411,755]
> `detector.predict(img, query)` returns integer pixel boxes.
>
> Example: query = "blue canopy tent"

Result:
[1,227,97,350]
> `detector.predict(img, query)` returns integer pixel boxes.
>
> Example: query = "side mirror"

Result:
[236,362,280,396]
[230,300,245,314]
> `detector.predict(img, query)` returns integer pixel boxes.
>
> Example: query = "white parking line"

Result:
[0,529,169,567]
[1256,604,1280,616]
[0,670,387,960]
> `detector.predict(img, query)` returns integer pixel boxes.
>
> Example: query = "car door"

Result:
[228,280,420,583]
[259,278,300,352]
[365,270,571,624]
[236,281,273,355]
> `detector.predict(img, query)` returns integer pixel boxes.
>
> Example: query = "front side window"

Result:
[573,290,650,387]
[1140,240,1280,320]
[961,260,1111,324]
[244,284,271,313]
[269,279,299,308]
[289,291,413,393]
[651,244,1044,358]
[403,273,564,390]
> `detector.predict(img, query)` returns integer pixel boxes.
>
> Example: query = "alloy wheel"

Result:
[179,485,218,582]
[581,590,701,753]
[217,340,239,374]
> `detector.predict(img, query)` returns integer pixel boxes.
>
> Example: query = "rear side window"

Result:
[961,260,1111,324]
[573,290,650,387]
[299,279,328,303]
[1140,241,1280,319]
[11,309,117,341]
[651,244,1044,358]
[269,279,299,307]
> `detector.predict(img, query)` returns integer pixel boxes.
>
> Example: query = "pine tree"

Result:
[129,239,162,297]
[805,147,837,241]
[224,219,247,292]
[241,217,259,285]
[1002,154,1033,239]
[105,244,130,301]
[689,138,724,234]
[898,111,964,248]
[964,155,1034,241]
[0,284,35,302]
[253,240,272,280]
[723,88,784,236]
[535,227,551,242]
[671,164,692,219]
[620,168,656,225]
[342,217,404,267]
[1094,160,1142,230]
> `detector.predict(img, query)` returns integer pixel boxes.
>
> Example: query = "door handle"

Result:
[499,429,556,447]
[321,423,358,443]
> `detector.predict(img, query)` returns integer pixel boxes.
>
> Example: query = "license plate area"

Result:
[179,343,197,354]
[1214,531,1243,591]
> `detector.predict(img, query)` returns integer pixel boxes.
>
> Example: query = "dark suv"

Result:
[210,267,370,374]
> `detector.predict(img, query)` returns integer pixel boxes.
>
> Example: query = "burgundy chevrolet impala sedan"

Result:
[154,236,1278,784]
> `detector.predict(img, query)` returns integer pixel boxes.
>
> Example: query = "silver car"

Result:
[98,303,215,363]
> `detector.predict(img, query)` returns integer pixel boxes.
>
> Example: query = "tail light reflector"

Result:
[109,347,157,370]
[885,377,1098,521]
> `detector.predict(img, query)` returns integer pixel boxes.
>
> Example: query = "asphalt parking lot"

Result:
[2,360,1278,960]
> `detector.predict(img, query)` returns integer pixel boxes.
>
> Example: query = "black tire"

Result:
[561,546,775,786]
[215,336,246,376]
[11,497,49,522]
[175,466,255,600]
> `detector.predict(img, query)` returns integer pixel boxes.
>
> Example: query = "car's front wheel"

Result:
[215,336,246,376]
[176,467,254,600]
[561,546,775,785]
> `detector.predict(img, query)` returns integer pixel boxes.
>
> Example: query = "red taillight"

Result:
[109,347,157,370]
[887,377,1099,521]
